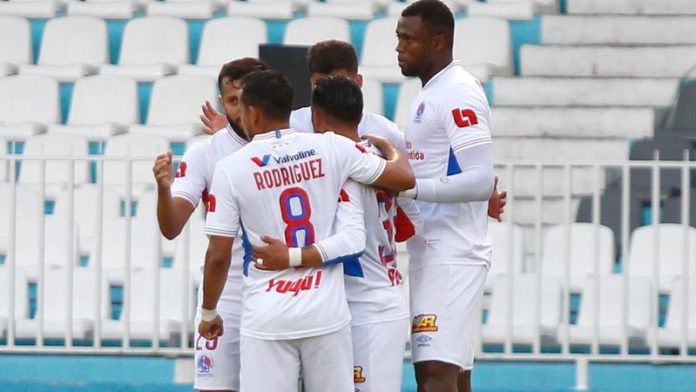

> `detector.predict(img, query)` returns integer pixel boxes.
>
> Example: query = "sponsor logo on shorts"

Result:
[415,334,432,348]
[353,366,366,383]
[197,354,213,377]
[412,314,439,333]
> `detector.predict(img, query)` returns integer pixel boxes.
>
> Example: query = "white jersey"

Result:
[204,129,387,340]
[171,125,247,323]
[404,61,493,268]
[290,107,408,154]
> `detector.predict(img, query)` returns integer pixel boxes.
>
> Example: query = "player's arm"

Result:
[199,163,240,340]
[153,151,198,239]
[363,134,415,191]
[252,180,367,270]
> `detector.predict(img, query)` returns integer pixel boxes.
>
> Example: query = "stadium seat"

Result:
[659,275,696,348]
[102,133,169,197]
[226,0,294,20]
[0,136,6,182]
[453,17,512,82]
[0,215,80,281]
[67,0,135,19]
[360,16,405,83]
[0,184,44,219]
[0,0,58,18]
[482,274,563,346]
[101,267,196,345]
[485,222,525,292]
[283,17,351,46]
[47,75,138,141]
[541,223,615,292]
[173,215,207,273]
[567,0,696,15]
[0,16,31,77]
[18,16,108,82]
[628,224,696,293]
[467,1,534,21]
[99,16,189,82]
[97,216,163,276]
[179,17,268,77]
[0,75,60,140]
[361,77,384,116]
[0,267,29,339]
[134,190,177,256]
[568,275,653,348]
[19,134,90,197]
[14,266,110,341]
[129,74,218,142]
[307,1,375,20]
[393,77,420,128]
[54,184,123,255]
[146,0,216,19]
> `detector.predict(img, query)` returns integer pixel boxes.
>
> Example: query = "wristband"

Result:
[201,307,218,322]
[399,185,418,200]
[288,247,302,267]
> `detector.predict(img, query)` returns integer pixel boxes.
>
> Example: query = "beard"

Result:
[228,117,247,141]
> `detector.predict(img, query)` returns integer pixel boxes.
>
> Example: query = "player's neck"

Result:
[326,124,360,142]
[419,55,453,87]
[248,121,290,138]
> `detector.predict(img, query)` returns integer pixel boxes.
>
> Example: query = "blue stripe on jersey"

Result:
[240,221,253,277]
[447,147,462,176]
[325,251,364,277]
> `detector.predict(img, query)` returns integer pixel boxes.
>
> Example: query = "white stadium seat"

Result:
[146,0,215,19]
[100,16,189,82]
[360,16,405,83]
[179,17,268,77]
[283,17,351,46]
[101,267,197,344]
[659,276,696,348]
[361,77,384,116]
[67,0,136,19]
[173,215,207,273]
[467,1,534,21]
[0,16,31,77]
[542,223,615,292]
[97,216,164,275]
[102,133,169,197]
[628,224,696,292]
[0,215,80,281]
[15,266,110,340]
[0,136,7,182]
[393,77,420,129]
[453,17,512,82]
[482,274,563,346]
[48,75,138,141]
[0,0,58,18]
[19,134,91,196]
[129,74,218,141]
[568,275,653,347]
[307,1,375,20]
[226,0,294,20]
[18,16,108,82]
[0,267,29,339]
[0,184,44,219]
[567,0,696,15]
[485,222,525,292]
[0,75,60,140]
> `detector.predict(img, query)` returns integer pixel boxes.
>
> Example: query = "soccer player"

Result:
[198,70,415,392]
[396,1,495,391]
[152,58,267,392]
[252,75,413,392]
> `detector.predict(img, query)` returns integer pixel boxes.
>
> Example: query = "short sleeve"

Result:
[171,143,209,208]
[203,162,240,238]
[329,133,387,185]
[441,83,492,153]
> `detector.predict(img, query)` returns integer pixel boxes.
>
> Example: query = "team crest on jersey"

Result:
[412,314,439,333]
[251,154,271,167]
[414,102,426,123]
[197,354,213,377]
[353,366,366,383]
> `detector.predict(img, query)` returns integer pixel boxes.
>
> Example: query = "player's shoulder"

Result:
[289,106,313,133]
[359,111,405,150]
[431,64,488,105]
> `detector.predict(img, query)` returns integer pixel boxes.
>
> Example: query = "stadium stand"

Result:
[283,16,351,46]
[67,0,136,19]
[0,267,28,339]
[485,221,525,291]
[101,133,169,197]
[0,74,60,140]
[659,276,696,348]
[0,15,31,77]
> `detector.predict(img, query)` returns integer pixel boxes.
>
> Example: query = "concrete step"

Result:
[520,45,696,77]
[492,77,678,107]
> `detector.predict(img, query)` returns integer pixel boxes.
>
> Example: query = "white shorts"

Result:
[352,318,409,392]
[240,325,353,392]
[194,313,241,391]
[409,264,487,371]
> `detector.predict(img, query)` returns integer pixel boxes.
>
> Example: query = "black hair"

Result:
[240,70,293,122]
[307,40,359,76]
[217,57,268,92]
[402,0,454,47]
[311,76,363,126]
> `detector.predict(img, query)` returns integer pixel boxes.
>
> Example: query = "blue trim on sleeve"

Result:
[240,221,253,277]
[323,251,364,277]
[446,147,462,176]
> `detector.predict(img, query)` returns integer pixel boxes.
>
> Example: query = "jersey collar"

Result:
[226,124,248,145]
[423,60,460,90]
[252,128,296,141]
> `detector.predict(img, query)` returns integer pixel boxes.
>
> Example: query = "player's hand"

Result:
[360,133,391,151]
[200,101,228,135]
[153,151,174,191]
[252,235,290,270]
[198,315,224,340]
[487,176,507,222]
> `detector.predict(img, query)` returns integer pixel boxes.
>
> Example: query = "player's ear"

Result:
[433,32,447,52]
[354,74,363,89]
[218,95,223,107]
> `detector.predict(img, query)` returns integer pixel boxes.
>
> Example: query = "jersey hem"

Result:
[350,314,409,327]
[240,316,351,341]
